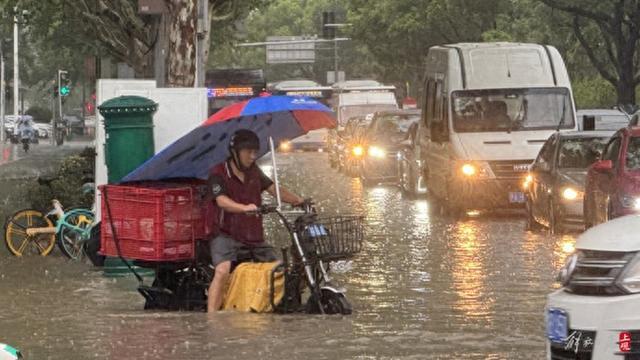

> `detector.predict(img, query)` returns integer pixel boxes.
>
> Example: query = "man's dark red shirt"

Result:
[208,160,273,245]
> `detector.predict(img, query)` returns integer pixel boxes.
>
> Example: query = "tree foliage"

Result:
[0,0,265,88]
[538,0,640,106]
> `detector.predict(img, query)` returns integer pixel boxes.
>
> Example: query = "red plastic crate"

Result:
[100,183,204,261]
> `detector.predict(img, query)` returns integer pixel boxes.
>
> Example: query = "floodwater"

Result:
[0,152,575,359]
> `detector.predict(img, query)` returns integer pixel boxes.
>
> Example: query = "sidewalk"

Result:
[0,140,93,180]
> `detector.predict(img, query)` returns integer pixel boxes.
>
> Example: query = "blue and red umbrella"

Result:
[122,95,336,182]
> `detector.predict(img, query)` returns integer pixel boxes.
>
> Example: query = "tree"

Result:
[347,0,509,95]
[25,106,53,123]
[539,0,640,105]
[208,0,353,83]
[3,0,265,87]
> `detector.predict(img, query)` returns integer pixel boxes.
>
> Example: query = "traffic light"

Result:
[322,11,335,39]
[59,71,70,97]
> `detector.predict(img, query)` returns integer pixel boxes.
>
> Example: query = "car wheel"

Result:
[584,196,593,229]
[525,198,542,232]
[548,199,562,235]
[605,198,614,222]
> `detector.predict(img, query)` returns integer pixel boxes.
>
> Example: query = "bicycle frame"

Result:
[269,205,332,314]
[25,200,94,246]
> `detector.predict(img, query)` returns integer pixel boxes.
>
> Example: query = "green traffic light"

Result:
[60,86,70,96]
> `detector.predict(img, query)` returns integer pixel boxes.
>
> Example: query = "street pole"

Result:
[54,70,66,145]
[13,7,19,117]
[0,51,5,143]
[333,38,338,83]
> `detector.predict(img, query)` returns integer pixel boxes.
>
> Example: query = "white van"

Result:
[546,215,640,359]
[420,42,578,212]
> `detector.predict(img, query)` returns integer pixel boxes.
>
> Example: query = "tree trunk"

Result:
[616,77,636,107]
[166,0,198,87]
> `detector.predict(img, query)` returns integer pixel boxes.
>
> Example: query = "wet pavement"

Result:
[0,152,575,359]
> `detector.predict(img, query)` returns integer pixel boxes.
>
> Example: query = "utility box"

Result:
[98,95,157,183]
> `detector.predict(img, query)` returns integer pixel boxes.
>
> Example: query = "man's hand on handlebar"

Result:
[242,204,258,213]
[294,198,314,209]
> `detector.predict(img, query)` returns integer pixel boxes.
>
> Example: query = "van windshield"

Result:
[452,88,574,133]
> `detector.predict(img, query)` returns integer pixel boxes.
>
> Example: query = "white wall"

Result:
[94,79,209,218]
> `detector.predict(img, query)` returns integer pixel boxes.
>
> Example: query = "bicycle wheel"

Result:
[5,209,56,256]
[57,210,95,260]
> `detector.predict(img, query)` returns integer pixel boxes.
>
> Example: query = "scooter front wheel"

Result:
[306,288,352,315]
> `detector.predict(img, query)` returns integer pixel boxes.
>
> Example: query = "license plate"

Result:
[509,191,525,203]
[547,308,568,343]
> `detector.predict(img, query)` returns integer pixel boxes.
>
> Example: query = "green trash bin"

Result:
[98,96,158,277]
[98,95,157,183]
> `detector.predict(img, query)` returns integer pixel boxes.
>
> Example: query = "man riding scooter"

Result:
[207,129,304,313]
[15,116,36,152]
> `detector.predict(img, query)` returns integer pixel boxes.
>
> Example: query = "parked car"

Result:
[279,128,328,152]
[33,122,52,138]
[3,115,16,141]
[359,109,421,185]
[584,126,640,228]
[525,131,612,234]
[337,114,373,176]
[398,119,427,197]
[577,109,630,131]
[546,215,640,359]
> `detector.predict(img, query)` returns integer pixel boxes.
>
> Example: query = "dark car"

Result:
[398,119,427,197]
[337,114,372,176]
[584,127,640,228]
[359,109,421,186]
[525,131,612,234]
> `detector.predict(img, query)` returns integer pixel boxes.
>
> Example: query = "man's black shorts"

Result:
[209,234,277,267]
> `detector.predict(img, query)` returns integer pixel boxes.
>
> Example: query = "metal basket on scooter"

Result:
[301,215,364,262]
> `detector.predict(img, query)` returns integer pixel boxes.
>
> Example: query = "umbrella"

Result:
[121,95,336,182]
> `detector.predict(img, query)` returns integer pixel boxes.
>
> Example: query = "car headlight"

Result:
[557,252,579,286]
[352,145,364,157]
[561,187,583,201]
[617,253,640,294]
[279,140,291,152]
[621,195,640,210]
[368,146,386,158]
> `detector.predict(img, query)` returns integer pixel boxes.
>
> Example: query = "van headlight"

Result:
[352,145,364,157]
[618,253,640,294]
[457,161,493,179]
[522,174,533,190]
[561,187,583,201]
[557,252,579,286]
[368,146,386,158]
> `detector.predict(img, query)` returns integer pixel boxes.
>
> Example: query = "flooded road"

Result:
[0,152,574,359]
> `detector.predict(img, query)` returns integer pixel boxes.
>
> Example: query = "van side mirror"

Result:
[592,159,613,172]
[430,123,449,143]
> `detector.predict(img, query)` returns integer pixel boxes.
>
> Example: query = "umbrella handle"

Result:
[269,137,282,209]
